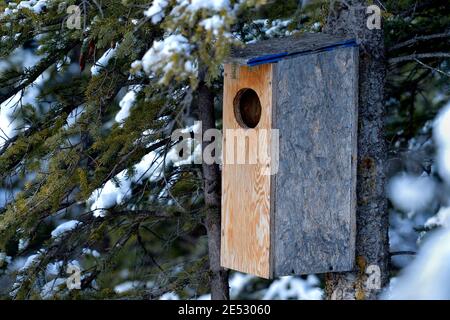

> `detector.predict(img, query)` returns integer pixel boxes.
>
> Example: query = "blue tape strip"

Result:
[248,56,286,67]
[246,39,358,67]
[247,52,288,66]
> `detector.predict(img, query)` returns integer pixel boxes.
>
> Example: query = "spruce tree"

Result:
[0,0,449,300]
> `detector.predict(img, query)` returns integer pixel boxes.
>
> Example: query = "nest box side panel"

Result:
[221,64,274,278]
[272,46,358,276]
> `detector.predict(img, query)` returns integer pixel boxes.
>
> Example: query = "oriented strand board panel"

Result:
[221,64,274,278]
[271,46,358,275]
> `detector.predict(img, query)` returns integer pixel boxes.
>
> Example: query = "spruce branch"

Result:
[389,52,450,64]
[0,40,79,106]
[389,31,450,52]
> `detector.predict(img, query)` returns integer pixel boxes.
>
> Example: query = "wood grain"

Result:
[221,64,274,278]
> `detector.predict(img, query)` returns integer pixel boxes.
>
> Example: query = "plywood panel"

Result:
[272,47,358,275]
[221,64,273,278]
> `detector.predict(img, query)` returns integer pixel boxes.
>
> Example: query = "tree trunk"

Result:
[197,81,230,300]
[323,0,389,300]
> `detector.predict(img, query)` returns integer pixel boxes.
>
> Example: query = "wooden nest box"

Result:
[221,33,359,278]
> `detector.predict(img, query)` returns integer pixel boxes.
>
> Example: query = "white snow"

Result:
[89,122,206,216]
[241,19,295,43]
[82,248,101,258]
[140,0,241,80]
[41,278,66,299]
[115,87,142,123]
[386,227,450,299]
[166,122,203,166]
[51,220,82,238]
[64,105,86,129]
[229,272,253,298]
[18,238,29,251]
[0,48,46,148]
[141,34,192,76]
[386,102,450,299]
[17,0,46,13]
[186,0,230,11]
[425,207,450,229]
[262,275,323,300]
[45,261,63,277]
[436,149,450,185]
[387,173,435,214]
[91,44,118,76]
[114,281,142,294]
[159,291,180,300]
[311,22,321,31]
[0,252,12,266]
[200,15,225,35]
[89,172,131,217]
[389,211,425,268]
[264,19,292,37]
[434,103,450,184]
[194,273,323,300]
[7,257,26,272]
[433,103,450,148]
[144,0,169,24]
[20,250,45,271]
[184,60,195,73]
[89,150,165,217]
[2,0,47,15]
[130,60,142,70]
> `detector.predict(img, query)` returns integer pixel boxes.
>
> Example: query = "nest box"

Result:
[221,33,359,278]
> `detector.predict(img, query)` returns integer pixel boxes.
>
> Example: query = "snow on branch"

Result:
[136,0,266,85]
[51,220,83,238]
[91,44,119,76]
[1,0,48,17]
[89,122,201,217]
[386,103,450,299]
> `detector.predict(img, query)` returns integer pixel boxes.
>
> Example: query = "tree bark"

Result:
[323,0,389,300]
[197,81,230,300]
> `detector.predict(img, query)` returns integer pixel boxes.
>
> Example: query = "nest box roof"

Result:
[227,33,357,67]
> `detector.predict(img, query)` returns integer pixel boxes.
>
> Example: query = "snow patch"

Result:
[186,0,230,12]
[2,0,47,16]
[41,278,66,299]
[159,291,180,300]
[262,275,323,300]
[64,105,86,129]
[89,150,164,217]
[386,227,450,299]
[0,49,47,148]
[82,248,101,258]
[46,261,64,277]
[425,207,450,229]
[200,15,225,35]
[434,103,450,184]
[89,121,203,217]
[141,34,192,76]
[114,281,142,294]
[91,44,118,76]
[387,173,435,214]
[115,87,142,123]
[51,220,82,238]
[20,250,45,271]
[144,0,168,24]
